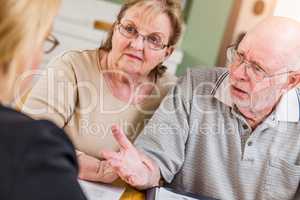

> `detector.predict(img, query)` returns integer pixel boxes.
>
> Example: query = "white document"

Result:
[78,180,125,200]
[156,187,199,200]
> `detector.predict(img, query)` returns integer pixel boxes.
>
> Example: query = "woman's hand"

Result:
[77,152,118,183]
[101,125,160,189]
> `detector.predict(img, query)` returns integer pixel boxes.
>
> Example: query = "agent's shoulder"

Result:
[0,106,70,144]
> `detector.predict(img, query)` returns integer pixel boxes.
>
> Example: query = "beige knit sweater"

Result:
[22,49,177,158]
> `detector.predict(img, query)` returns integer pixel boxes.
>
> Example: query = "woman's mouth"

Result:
[124,53,143,61]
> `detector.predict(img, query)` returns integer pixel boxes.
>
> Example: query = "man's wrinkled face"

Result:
[228,35,289,115]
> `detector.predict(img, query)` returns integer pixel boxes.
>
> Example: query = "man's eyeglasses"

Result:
[117,22,169,50]
[44,34,59,54]
[226,45,292,82]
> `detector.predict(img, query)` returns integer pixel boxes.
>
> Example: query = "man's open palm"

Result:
[101,125,157,188]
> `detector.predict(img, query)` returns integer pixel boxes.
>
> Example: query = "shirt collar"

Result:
[211,72,300,122]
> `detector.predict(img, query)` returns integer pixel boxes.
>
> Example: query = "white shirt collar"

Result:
[212,72,300,122]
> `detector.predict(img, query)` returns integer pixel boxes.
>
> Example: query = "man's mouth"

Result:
[231,85,248,98]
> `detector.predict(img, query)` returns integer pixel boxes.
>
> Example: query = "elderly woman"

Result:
[0,0,86,199]
[22,0,183,183]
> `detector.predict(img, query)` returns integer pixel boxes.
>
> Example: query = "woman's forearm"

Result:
[77,151,118,183]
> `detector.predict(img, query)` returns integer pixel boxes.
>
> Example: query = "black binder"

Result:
[146,187,218,200]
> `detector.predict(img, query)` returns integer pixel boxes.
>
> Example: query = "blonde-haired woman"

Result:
[0,0,86,199]
[23,0,183,183]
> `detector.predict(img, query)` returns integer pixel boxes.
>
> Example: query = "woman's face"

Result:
[14,28,52,98]
[25,42,44,71]
[20,26,53,74]
[109,6,174,79]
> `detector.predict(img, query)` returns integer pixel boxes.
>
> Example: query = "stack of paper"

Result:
[146,187,217,200]
[78,180,125,200]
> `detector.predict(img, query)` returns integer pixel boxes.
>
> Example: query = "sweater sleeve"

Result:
[22,52,78,128]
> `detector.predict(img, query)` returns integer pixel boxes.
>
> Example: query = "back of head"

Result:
[0,0,60,102]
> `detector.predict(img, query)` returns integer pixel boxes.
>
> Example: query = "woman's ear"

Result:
[165,46,175,58]
[287,71,300,90]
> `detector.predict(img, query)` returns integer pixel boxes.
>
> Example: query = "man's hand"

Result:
[77,152,118,183]
[101,125,160,189]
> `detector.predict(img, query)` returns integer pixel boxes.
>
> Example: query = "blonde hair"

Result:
[0,0,60,94]
[99,0,183,80]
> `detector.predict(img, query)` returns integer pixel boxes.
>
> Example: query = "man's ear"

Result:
[287,71,300,90]
[165,46,175,58]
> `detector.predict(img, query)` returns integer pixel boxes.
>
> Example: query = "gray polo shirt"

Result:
[134,68,300,200]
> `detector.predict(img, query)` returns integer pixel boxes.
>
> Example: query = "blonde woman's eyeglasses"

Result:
[44,34,59,54]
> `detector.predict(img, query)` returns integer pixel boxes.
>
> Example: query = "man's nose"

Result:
[231,62,249,81]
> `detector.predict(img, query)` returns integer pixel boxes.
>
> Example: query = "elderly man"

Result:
[101,16,300,200]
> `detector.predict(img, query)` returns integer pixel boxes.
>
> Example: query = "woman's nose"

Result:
[129,35,145,50]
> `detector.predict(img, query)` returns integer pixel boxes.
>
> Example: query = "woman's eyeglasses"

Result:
[117,22,169,51]
[44,34,59,54]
